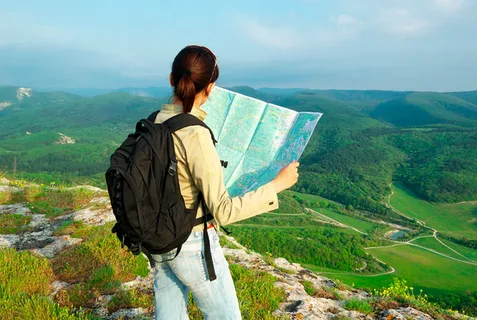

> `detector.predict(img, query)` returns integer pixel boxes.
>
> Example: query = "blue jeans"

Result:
[150,227,242,320]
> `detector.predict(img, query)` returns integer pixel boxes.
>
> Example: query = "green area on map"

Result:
[202,87,322,197]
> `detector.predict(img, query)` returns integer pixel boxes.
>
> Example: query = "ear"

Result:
[205,82,216,96]
[169,73,174,87]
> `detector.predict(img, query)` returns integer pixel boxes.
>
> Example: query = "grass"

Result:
[219,235,241,249]
[326,244,477,298]
[289,191,341,206]
[230,263,287,319]
[29,187,100,218]
[333,316,352,320]
[313,207,381,234]
[372,278,462,320]
[0,214,32,234]
[2,182,101,218]
[390,182,477,240]
[0,191,10,205]
[187,262,287,320]
[107,287,153,313]
[262,255,297,275]
[232,222,362,236]
[315,286,343,300]
[301,280,316,296]
[53,220,86,237]
[439,238,477,261]
[410,237,470,261]
[0,248,90,319]
[343,298,373,314]
[0,247,53,296]
[53,222,149,309]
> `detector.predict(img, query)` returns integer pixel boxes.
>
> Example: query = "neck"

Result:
[171,96,182,105]
[171,95,205,110]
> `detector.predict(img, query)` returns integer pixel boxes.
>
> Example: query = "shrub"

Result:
[301,280,316,296]
[314,286,342,300]
[53,220,85,237]
[343,298,373,314]
[0,214,32,234]
[373,278,461,319]
[219,235,240,249]
[0,248,88,319]
[28,186,99,218]
[107,288,153,313]
[53,223,149,308]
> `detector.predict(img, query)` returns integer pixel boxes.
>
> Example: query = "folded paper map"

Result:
[201,87,322,197]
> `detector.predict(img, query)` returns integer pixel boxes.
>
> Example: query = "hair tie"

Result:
[184,68,192,76]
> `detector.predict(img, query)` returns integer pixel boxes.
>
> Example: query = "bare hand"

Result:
[272,161,300,193]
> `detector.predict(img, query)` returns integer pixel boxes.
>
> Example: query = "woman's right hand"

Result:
[272,161,300,193]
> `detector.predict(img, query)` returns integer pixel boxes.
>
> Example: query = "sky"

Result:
[1,0,476,91]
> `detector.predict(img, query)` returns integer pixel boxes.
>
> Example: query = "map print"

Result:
[201,87,322,197]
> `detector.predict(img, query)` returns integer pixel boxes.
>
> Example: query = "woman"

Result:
[151,45,300,320]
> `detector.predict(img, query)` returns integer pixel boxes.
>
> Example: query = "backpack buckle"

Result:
[121,234,126,248]
[168,160,177,176]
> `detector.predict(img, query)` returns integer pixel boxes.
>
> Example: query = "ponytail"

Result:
[176,71,196,113]
[171,45,220,114]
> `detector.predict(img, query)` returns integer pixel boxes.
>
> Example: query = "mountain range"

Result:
[1,85,476,209]
[1,84,476,316]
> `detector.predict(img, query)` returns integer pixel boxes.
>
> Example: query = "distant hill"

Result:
[36,86,172,98]
[370,92,477,127]
[0,89,163,138]
[225,86,278,102]
[258,87,409,109]
[1,85,476,214]
[448,90,477,106]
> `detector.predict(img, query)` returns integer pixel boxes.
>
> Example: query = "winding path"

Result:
[385,182,476,264]
[306,193,477,276]
[237,190,477,277]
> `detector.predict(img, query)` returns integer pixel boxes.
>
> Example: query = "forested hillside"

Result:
[228,86,477,215]
[1,85,477,225]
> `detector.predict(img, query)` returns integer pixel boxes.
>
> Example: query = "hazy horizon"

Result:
[2,0,477,92]
[2,84,474,94]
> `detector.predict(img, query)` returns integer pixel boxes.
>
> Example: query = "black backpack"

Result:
[105,110,227,281]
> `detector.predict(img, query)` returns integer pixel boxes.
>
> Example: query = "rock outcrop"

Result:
[16,87,32,101]
[54,132,76,145]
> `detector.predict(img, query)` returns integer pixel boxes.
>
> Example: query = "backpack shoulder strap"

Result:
[147,110,160,122]
[163,113,217,145]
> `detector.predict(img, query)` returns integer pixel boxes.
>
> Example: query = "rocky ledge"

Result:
[0,180,472,320]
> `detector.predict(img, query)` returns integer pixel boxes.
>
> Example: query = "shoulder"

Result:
[175,125,214,145]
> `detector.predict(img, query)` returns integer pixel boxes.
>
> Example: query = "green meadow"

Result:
[326,244,477,297]
[390,182,477,239]
[312,207,382,234]
[410,237,473,261]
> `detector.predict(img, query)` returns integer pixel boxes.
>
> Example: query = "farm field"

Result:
[312,207,382,234]
[410,236,477,262]
[390,182,477,239]
[326,244,477,297]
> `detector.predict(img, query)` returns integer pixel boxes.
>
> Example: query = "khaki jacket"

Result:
[154,104,279,232]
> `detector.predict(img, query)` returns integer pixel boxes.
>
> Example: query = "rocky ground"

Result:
[0,179,471,320]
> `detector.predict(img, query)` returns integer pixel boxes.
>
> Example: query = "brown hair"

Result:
[171,45,219,113]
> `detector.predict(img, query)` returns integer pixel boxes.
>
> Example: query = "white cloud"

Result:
[335,14,359,27]
[434,0,465,12]
[376,9,429,37]
[0,12,72,48]
[237,16,302,50]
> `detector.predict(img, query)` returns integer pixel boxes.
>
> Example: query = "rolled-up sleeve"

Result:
[186,127,279,226]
